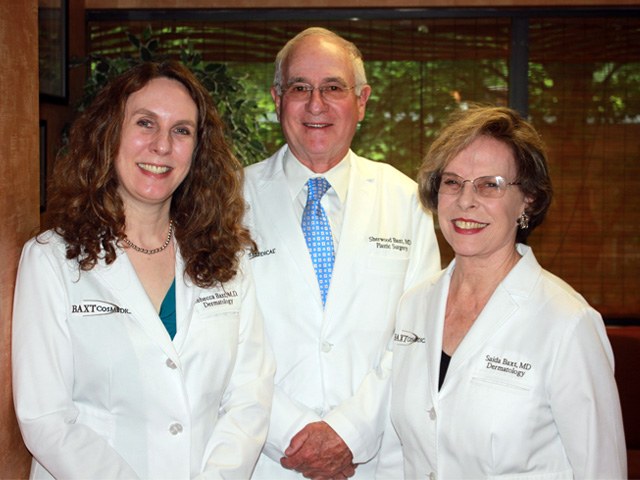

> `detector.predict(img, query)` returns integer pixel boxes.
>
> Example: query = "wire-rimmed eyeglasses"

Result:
[436,173,521,198]
[282,82,358,102]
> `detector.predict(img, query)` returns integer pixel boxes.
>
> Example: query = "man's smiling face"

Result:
[271,35,371,173]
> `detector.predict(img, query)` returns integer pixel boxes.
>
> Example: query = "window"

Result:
[86,8,640,318]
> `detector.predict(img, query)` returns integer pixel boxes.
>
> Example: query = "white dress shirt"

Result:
[283,148,349,248]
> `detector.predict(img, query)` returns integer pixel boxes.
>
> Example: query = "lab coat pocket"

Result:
[467,375,536,449]
[470,375,531,394]
[487,469,573,480]
[191,311,240,358]
[191,310,240,345]
[365,254,409,275]
[194,292,241,318]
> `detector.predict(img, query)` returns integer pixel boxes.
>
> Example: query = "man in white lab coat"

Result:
[244,27,441,479]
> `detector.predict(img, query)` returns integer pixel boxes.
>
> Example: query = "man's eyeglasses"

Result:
[437,173,521,198]
[282,82,357,102]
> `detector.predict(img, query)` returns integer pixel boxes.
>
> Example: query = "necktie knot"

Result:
[307,177,331,202]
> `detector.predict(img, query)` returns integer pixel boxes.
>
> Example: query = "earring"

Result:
[517,212,530,230]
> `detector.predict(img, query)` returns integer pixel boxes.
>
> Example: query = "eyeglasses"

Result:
[437,173,521,198]
[282,82,357,102]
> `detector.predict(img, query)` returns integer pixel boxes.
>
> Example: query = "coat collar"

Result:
[438,244,542,390]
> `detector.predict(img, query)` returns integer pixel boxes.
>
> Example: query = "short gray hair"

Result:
[273,27,368,96]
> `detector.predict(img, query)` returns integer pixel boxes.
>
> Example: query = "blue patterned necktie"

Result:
[301,177,335,306]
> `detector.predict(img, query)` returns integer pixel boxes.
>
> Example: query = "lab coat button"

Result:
[429,472,436,480]
[169,423,183,435]
[321,341,332,353]
[165,358,177,369]
[428,407,436,420]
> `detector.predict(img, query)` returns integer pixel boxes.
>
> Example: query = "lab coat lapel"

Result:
[171,248,200,355]
[256,155,321,304]
[444,251,536,383]
[425,271,450,396]
[446,286,518,380]
[94,249,178,361]
[325,157,375,309]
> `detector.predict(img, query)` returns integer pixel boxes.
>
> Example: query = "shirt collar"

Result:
[283,146,351,204]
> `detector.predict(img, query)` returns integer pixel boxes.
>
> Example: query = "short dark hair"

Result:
[417,105,553,243]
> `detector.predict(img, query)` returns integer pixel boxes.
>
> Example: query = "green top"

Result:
[159,278,177,339]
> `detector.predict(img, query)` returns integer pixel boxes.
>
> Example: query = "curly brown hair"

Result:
[47,60,255,287]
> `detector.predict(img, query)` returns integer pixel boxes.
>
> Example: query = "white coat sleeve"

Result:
[322,344,394,464]
[12,239,140,479]
[549,307,627,479]
[323,200,441,464]
[198,257,276,479]
[261,388,322,461]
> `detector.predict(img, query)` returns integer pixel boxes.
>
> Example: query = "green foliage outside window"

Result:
[82,17,640,316]
[75,27,269,166]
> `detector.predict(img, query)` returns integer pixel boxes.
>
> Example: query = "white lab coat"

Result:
[12,231,275,479]
[391,244,627,480]
[243,146,441,479]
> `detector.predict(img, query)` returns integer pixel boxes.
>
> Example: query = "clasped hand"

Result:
[280,421,356,479]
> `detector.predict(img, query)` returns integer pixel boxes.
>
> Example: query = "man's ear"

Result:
[357,84,372,121]
[271,86,281,121]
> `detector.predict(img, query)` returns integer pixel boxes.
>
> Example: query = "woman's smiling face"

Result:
[437,135,529,261]
[115,76,198,210]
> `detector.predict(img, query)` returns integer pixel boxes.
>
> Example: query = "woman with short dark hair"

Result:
[392,105,626,479]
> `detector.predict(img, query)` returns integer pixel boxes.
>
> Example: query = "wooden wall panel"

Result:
[1,0,85,477]
[0,0,39,478]
[40,0,87,231]
[85,0,640,8]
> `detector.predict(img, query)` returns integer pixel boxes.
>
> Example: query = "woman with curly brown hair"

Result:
[12,61,274,479]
